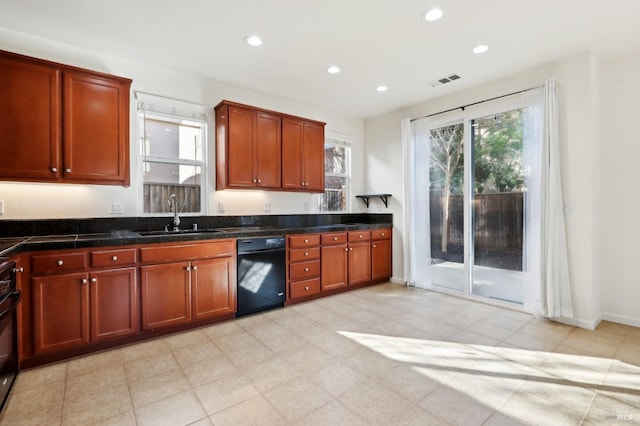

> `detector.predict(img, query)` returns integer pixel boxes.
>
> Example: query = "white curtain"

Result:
[540,79,573,318]
[403,118,431,289]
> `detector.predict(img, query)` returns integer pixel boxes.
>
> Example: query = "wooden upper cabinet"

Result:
[0,50,131,186]
[216,101,281,190]
[215,100,324,192]
[0,54,61,180]
[63,71,130,185]
[282,117,325,192]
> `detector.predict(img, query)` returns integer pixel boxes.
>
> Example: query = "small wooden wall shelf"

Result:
[356,194,392,208]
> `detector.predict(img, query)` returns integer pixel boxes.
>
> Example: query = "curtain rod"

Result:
[409,85,543,122]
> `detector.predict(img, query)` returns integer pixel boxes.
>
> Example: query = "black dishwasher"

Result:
[236,237,286,317]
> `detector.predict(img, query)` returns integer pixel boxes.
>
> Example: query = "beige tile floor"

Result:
[1,282,639,425]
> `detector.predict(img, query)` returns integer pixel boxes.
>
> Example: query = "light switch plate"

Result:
[109,203,124,214]
[264,202,270,212]
[218,201,225,213]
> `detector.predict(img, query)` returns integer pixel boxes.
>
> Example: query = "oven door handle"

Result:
[0,290,21,321]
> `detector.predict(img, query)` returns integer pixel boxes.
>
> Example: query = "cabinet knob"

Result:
[64,168,71,173]
[13,267,24,273]
[304,267,309,272]
[304,286,310,291]
[257,179,262,183]
[252,179,257,183]
[349,248,353,251]
[192,266,198,271]
[186,266,191,271]
[381,233,385,237]
[358,234,363,239]
[333,236,338,241]
[81,278,88,284]
[57,260,64,266]
[373,244,377,248]
[112,255,118,261]
[91,277,97,283]
[304,239,309,243]
[304,252,309,256]
[51,167,58,173]
[345,247,349,252]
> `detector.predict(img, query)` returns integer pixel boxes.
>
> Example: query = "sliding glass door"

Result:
[416,95,542,307]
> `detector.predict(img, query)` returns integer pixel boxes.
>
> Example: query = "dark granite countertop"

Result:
[0,222,392,258]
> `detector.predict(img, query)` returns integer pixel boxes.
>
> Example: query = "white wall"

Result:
[598,53,640,327]
[364,52,618,328]
[0,27,366,219]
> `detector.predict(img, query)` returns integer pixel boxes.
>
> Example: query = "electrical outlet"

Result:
[264,201,270,212]
[303,201,309,212]
[0,200,4,215]
[109,202,124,214]
[218,201,225,213]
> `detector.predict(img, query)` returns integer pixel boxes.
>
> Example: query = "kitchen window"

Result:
[319,136,351,212]
[137,94,208,215]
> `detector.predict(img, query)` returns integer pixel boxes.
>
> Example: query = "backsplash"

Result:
[0,213,393,238]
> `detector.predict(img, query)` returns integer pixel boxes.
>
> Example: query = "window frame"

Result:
[319,134,352,212]
[137,107,208,217]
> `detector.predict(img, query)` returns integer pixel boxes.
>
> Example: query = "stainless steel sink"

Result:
[136,229,222,237]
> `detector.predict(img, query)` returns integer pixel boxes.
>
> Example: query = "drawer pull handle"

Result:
[333,236,338,241]
[91,277,97,283]
[304,267,309,272]
[304,286,310,290]
[57,260,64,266]
[304,252,309,256]
[112,255,118,261]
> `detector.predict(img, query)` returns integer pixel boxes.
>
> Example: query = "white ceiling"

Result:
[1,0,640,119]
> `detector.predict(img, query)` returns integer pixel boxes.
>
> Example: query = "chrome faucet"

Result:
[169,194,180,231]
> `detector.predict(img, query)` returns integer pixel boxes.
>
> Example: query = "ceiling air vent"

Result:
[430,74,461,87]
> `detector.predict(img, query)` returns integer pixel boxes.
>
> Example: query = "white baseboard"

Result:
[601,312,640,328]
[389,276,406,284]
[550,315,600,330]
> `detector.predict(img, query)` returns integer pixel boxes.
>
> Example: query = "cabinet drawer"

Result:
[371,229,391,240]
[289,260,320,280]
[140,240,235,264]
[90,248,137,268]
[288,234,320,248]
[348,230,371,242]
[289,247,320,262]
[290,278,321,299]
[321,233,347,245]
[32,252,87,275]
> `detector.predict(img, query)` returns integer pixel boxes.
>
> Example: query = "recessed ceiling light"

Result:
[473,44,489,54]
[327,66,340,74]
[423,8,443,22]
[376,85,388,92]
[245,35,263,47]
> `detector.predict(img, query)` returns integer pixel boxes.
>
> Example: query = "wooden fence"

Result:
[430,190,523,251]
[143,183,201,213]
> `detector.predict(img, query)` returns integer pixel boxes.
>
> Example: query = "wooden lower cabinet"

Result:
[321,244,347,290]
[140,240,236,331]
[33,272,90,355]
[192,257,236,320]
[348,241,371,285]
[140,262,192,330]
[371,239,392,280]
[90,267,139,342]
[32,266,138,355]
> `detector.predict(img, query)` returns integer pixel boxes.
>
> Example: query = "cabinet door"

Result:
[63,71,130,185]
[33,272,89,354]
[348,242,371,286]
[302,121,325,191]
[281,118,304,190]
[371,239,392,281]
[140,262,191,330]
[227,106,256,187]
[0,55,61,180]
[90,267,139,343]
[321,244,348,291]
[192,257,236,320]
[255,111,281,189]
